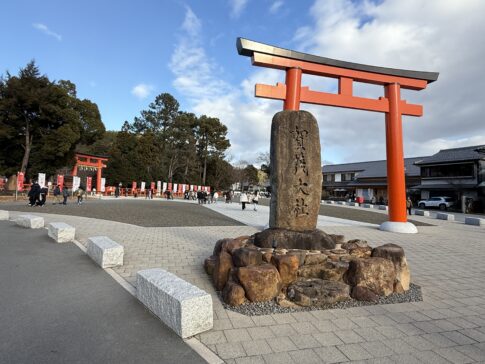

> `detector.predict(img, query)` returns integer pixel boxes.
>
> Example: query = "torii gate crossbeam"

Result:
[237,38,439,233]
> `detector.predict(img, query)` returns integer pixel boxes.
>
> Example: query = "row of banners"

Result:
[16,172,210,194]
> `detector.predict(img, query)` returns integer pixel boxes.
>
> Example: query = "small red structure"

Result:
[72,153,108,193]
[237,38,439,233]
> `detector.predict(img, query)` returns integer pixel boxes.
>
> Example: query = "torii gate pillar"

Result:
[237,38,438,234]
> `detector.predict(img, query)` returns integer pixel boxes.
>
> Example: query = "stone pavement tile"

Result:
[310,310,337,321]
[332,317,359,330]
[395,323,425,336]
[405,311,434,322]
[432,319,463,332]
[215,342,246,360]
[266,337,298,353]
[442,330,478,345]
[288,349,322,364]
[313,346,349,363]
[369,315,397,326]
[422,309,452,320]
[364,357,397,364]
[334,330,365,344]
[360,341,395,358]
[447,317,479,329]
[289,334,321,349]
[247,326,275,340]
[199,330,227,345]
[230,315,256,329]
[261,352,295,364]
[403,335,436,351]
[291,311,314,322]
[268,324,297,337]
[363,306,389,315]
[433,347,475,363]
[235,355,265,364]
[460,328,485,343]
[384,312,414,324]
[352,327,387,342]
[341,307,370,317]
[251,315,277,327]
[413,320,443,334]
[313,319,340,332]
[450,307,481,319]
[381,338,415,354]
[412,350,453,364]
[290,322,319,335]
[213,318,233,331]
[351,316,379,328]
[225,359,236,364]
[337,343,373,361]
[388,353,421,364]
[225,328,252,343]
[374,325,407,339]
[271,313,297,325]
[241,340,273,356]
[312,332,344,347]
[455,344,485,361]
[421,333,459,348]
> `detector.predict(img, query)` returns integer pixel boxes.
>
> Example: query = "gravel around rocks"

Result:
[221,283,422,316]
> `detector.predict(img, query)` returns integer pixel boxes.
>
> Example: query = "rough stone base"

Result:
[47,222,75,243]
[253,228,336,250]
[15,215,44,229]
[87,236,124,268]
[136,268,213,338]
[0,210,9,220]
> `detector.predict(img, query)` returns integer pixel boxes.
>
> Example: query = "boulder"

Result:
[204,255,216,275]
[287,249,307,266]
[253,228,335,250]
[346,258,396,296]
[298,261,348,281]
[232,247,263,267]
[287,278,350,306]
[222,281,246,306]
[351,286,379,302]
[304,253,327,266]
[329,234,345,244]
[272,254,299,285]
[348,246,372,258]
[237,264,282,302]
[213,251,233,291]
[213,238,232,256]
[371,244,410,291]
[342,239,369,249]
[261,250,273,263]
[222,237,251,254]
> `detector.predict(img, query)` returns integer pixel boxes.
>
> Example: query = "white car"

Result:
[417,196,454,210]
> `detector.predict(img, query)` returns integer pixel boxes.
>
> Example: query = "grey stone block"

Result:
[15,214,44,229]
[350,202,360,207]
[378,205,388,211]
[136,268,213,338]
[437,213,454,221]
[363,204,373,208]
[87,236,124,268]
[0,210,9,220]
[47,222,75,243]
[326,201,335,204]
[465,217,484,226]
[415,209,430,216]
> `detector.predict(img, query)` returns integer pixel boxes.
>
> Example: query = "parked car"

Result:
[417,196,454,210]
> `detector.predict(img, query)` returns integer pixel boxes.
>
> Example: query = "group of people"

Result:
[27,182,85,206]
[239,191,259,211]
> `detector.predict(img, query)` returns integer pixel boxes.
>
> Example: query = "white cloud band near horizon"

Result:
[32,23,62,41]
[131,83,155,100]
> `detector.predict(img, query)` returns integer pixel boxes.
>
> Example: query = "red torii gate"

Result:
[72,153,108,193]
[237,38,439,233]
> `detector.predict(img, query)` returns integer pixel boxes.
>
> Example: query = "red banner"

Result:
[207,186,211,192]
[150,182,155,190]
[17,172,24,192]
[168,183,172,191]
[57,175,64,190]
[178,184,183,193]
[86,177,92,192]
[132,181,137,194]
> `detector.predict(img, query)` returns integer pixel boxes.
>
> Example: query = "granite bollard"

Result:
[437,213,454,221]
[414,210,430,217]
[136,268,213,338]
[87,236,124,268]
[47,222,75,243]
[15,214,44,229]
[465,217,484,226]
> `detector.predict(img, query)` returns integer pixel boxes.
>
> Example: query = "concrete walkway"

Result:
[0,221,205,364]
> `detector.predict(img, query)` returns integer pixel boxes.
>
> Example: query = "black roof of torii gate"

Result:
[237,38,439,83]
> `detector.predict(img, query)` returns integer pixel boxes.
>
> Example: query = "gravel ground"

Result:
[0,199,243,227]
[258,198,433,226]
[222,283,422,316]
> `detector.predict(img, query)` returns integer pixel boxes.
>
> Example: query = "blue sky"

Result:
[2,0,485,164]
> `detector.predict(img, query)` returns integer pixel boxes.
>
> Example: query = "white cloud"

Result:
[131,83,154,99]
[181,5,201,37]
[269,1,283,14]
[229,0,248,18]
[32,23,62,41]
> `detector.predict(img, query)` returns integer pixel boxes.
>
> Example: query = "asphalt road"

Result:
[0,221,205,364]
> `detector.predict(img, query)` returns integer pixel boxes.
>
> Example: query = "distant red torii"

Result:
[72,153,108,192]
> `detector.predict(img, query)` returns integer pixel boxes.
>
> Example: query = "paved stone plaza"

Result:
[3,199,485,363]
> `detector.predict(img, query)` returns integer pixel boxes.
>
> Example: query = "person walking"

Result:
[252,192,259,211]
[28,181,40,206]
[406,196,413,215]
[62,186,69,205]
[53,185,61,205]
[240,192,248,210]
[37,186,48,206]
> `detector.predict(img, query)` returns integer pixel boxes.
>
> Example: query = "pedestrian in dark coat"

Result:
[28,181,40,206]
[62,187,69,205]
